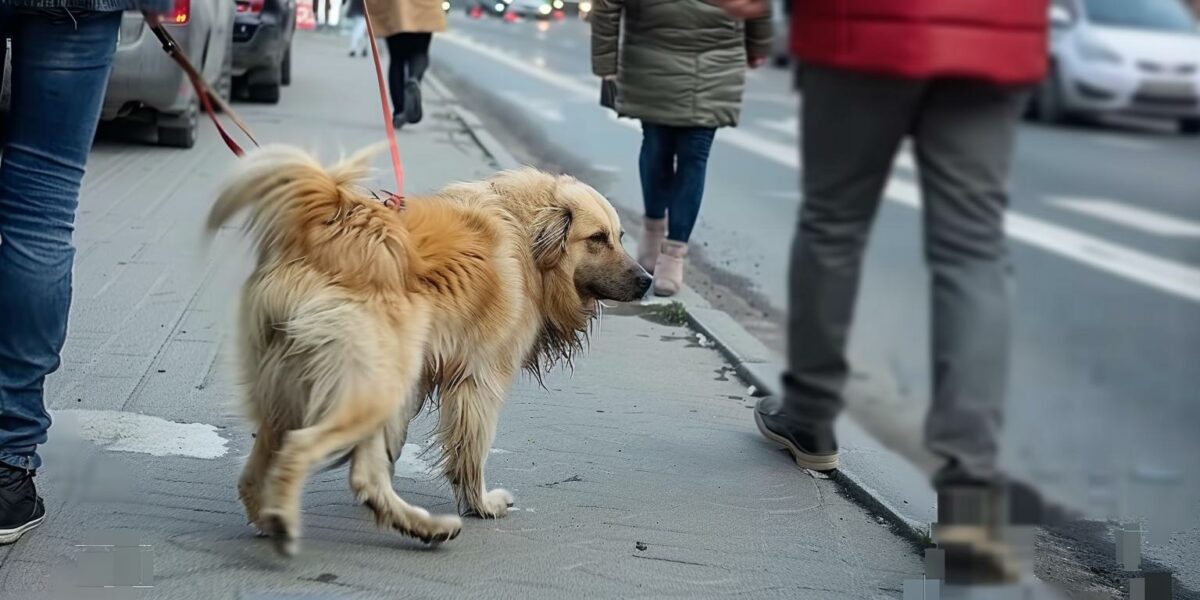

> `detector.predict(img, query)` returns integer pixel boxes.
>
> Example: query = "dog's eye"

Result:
[588,231,609,243]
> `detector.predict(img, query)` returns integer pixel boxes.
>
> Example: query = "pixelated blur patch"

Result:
[1129,572,1173,600]
[903,578,941,600]
[73,530,153,590]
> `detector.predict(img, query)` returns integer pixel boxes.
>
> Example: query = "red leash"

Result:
[145,16,259,156]
[148,12,406,211]
[362,3,406,210]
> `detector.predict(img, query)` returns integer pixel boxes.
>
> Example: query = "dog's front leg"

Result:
[438,375,513,518]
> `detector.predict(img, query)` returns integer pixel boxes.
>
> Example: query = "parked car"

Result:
[1033,0,1200,134]
[509,0,554,19]
[100,0,236,148]
[232,0,297,103]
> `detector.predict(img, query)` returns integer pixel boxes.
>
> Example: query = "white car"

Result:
[1034,0,1200,134]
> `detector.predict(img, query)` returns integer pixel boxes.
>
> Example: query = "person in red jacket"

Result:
[718,0,1050,583]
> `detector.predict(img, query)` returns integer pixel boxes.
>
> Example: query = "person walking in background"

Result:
[366,0,445,129]
[346,0,368,57]
[717,0,1050,582]
[591,0,771,297]
[317,0,344,28]
[0,0,172,545]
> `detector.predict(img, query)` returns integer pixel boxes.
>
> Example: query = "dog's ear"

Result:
[530,205,573,270]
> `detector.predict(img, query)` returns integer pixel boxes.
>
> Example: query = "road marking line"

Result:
[1048,197,1200,238]
[1085,134,1158,152]
[743,92,798,106]
[755,117,799,137]
[498,89,565,122]
[440,31,1200,304]
[888,180,1200,301]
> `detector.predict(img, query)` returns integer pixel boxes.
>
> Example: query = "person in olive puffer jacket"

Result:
[591,0,771,296]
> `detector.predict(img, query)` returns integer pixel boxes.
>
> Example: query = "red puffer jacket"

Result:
[791,0,1049,85]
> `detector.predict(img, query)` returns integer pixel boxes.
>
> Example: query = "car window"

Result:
[1082,0,1198,33]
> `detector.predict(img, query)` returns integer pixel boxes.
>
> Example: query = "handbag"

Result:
[600,78,618,111]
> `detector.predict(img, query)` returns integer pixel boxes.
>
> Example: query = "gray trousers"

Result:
[785,66,1027,484]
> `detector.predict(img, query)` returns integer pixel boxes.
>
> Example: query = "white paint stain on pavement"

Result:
[395,443,436,477]
[55,409,228,459]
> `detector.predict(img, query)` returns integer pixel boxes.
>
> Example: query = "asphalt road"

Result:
[430,12,1200,587]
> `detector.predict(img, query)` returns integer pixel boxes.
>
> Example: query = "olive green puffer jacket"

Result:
[591,0,771,129]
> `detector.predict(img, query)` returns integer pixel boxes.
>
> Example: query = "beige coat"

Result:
[364,0,446,37]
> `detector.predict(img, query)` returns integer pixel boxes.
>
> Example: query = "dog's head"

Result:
[514,172,652,305]
[485,169,651,375]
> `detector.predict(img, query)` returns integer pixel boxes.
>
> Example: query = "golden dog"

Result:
[207,145,651,555]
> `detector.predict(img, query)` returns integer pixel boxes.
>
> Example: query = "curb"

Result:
[431,73,937,548]
[685,306,934,547]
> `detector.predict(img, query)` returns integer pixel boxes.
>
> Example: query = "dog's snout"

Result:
[633,268,653,297]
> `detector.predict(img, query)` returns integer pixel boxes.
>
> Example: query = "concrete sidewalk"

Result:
[0,33,922,599]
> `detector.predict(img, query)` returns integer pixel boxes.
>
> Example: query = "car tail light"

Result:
[168,0,190,24]
[236,0,265,14]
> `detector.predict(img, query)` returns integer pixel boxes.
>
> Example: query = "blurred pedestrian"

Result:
[366,0,445,129]
[0,0,172,545]
[591,0,771,296]
[318,0,344,27]
[346,0,368,57]
[717,0,1050,582]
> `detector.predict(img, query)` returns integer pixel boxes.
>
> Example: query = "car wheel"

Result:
[158,124,197,148]
[217,39,234,105]
[248,81,281,104]
[1035,66,1067,125]
[157,96,198,148]
[1180,118,1200,135]
[281,46,292,87]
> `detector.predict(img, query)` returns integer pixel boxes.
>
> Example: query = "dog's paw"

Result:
[260,510,300,557]
[238,481,261,525]
[469,488,514,519]
[415,514,464,546]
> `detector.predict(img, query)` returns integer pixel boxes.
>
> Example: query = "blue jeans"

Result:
[638,122,716,243]
[0,8,122,471]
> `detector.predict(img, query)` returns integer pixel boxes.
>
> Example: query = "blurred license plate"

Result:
[1138,80,1194,98]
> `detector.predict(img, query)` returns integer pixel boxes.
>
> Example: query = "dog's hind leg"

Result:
[438,374,514,518]
[259,305,431,556]
[238,422,280,531]
[349,430,463,544]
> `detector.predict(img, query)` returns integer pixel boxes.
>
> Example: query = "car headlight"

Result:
[1077,35,1121,64]
[495,1,505,9]
[441,1,449,9]
[537,3,551,14]
[579,0,591,11]
[552,0,563,8]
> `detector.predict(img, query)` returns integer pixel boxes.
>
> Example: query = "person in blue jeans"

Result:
[0,0,169,545]
[591,0,770,296]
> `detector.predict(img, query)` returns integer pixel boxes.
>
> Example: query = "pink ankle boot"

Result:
[653,240,688,297]
[638,218,666,273]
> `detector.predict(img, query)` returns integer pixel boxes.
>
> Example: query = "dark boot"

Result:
[754,395,839,471]
[404,78,423,124]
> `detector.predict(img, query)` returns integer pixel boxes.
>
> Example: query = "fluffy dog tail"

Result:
[207,144,411,291]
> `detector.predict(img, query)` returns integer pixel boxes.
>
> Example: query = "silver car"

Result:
[102,0,236,148]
